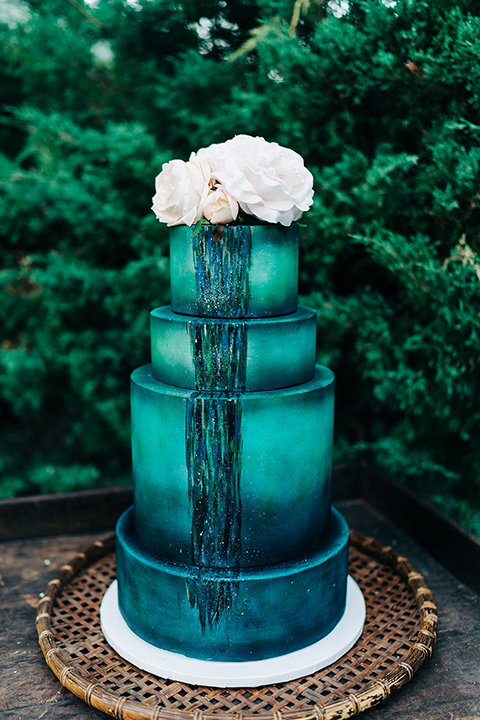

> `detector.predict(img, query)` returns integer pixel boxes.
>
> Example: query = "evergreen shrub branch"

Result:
[1,0,479,533]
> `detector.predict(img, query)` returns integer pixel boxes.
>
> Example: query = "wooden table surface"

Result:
[1,497,479,720]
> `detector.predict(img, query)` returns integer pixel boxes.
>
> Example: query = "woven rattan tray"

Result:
[36,530,437,719]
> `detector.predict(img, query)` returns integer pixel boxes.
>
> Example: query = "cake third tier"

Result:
[132,363,334,568]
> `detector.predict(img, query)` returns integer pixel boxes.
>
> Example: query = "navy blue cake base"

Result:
[115,506,350,663]
[101,575,365,688]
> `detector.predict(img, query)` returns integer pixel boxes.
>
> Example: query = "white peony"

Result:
[151,135,314,226]
[151,156,211,227]
[203,187,239,225]
[202,135,314,226]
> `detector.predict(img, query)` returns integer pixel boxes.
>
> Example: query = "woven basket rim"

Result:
[36,529,438,720]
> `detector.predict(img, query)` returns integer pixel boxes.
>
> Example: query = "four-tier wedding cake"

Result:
[101,136,365,686]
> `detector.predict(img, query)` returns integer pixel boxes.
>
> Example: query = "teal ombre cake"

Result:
[115,223,349,662]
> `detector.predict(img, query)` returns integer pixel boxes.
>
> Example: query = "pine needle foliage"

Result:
[0,0,479,532]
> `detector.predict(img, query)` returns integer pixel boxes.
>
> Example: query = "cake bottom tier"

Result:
[116,507,349,663]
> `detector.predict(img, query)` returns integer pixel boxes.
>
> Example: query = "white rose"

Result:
[204,135,314,226]
[151,156,211,227]
[203,187,239,224]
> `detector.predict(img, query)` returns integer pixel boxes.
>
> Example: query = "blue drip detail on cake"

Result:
[185,394,243,631]
[185,225,251,630]
[187,321,249,391]
[193,225,252,317]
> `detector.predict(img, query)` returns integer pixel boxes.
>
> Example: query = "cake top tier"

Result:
[152,135,314,318]
[170,224,299,319]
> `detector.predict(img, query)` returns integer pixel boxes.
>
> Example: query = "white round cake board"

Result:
[100,577,366,688]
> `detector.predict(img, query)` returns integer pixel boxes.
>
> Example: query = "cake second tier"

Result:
[151,305,316,391]
[132,364,334,568]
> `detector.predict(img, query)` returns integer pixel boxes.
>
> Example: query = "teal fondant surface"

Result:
[132,364,334,568]
[170,224,298,318]
[150,306,316,391]
[116,506,349,662]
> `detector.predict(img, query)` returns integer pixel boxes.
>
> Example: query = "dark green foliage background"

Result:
[1,0,479,531]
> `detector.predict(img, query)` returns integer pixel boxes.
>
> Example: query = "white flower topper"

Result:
[152,135,314,227]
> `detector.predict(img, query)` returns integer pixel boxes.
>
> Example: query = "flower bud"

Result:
[203,187,239,225]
